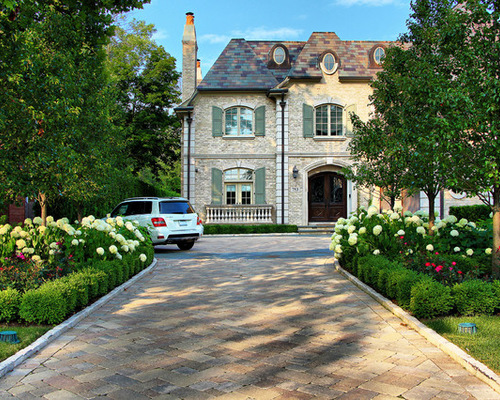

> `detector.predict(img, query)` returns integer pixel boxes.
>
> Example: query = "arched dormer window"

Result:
[369,45,386,68]
[267,44,291,69]
[318,50,340,75]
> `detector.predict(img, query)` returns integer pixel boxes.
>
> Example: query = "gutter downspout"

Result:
[186,113,193,200]
[280,93,286,225]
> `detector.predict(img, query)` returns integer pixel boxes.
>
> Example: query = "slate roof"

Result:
[197,32,395,91]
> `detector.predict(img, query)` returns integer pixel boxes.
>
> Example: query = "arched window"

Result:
[225,107,253,136]
[315,104,343,136]
[224,168,253,205]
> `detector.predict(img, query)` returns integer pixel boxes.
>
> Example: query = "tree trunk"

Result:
[427,191,436,235]
[390,195,396,211]
[77,203,83,223]
[492,186,500,280]
[38,192,48,226]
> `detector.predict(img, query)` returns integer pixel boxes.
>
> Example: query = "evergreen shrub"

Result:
[449,205,491,222]
[452,279,500,316]
[410,279,454,319]
[0,288,21,323]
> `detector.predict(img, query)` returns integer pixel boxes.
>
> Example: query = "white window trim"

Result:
[314,104,345,137]
[223,106,255,137]
[223,168,255,205]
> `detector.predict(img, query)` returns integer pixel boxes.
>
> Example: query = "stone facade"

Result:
[175,13,484,226]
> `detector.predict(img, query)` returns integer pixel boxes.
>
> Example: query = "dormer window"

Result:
[374,47,385,65]
[320,52,339,75]
[268,44,290,69]
[369,45,386,68]
[273,47,286,65]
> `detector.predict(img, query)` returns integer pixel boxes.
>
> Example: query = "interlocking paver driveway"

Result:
[1,235,499,399]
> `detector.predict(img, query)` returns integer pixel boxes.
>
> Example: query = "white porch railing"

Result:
[205,205,274,224]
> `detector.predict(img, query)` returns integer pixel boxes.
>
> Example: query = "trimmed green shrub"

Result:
[394,269,426,309]
[0,288,21,322]
[204,224,298,235]
[452,280,500,316]
[410,279,454,319]
[20,280,76,324]
[449,205,491,222]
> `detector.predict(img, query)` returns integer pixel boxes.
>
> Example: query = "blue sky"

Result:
[126,0,412,74]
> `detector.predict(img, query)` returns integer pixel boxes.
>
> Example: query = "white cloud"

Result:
[201,27,303,44]
[332,0,404,6]
[232,27,303,40]
[200,33,232,44]
[152,29,169,41]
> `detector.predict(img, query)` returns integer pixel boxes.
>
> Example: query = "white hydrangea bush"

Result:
[0,216,153,267]
[331,206,492,266]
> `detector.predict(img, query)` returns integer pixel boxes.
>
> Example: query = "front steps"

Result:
[297,224,335,234]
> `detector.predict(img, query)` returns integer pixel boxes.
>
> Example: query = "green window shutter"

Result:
[254,167,266,204]
[212,106,223,137]
[211,168,223,204]
[255,106,265,136]
[303,103,314,138]
[345,104,357,137]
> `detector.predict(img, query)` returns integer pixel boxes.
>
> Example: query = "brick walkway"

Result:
[1,235,499,399]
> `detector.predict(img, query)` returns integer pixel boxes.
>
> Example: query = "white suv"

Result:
[110,197,203,250]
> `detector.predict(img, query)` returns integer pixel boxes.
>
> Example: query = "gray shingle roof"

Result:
[197,33,395,91]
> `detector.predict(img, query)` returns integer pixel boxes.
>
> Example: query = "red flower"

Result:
[425,262,431,267]
[435,265,443,272]
[458,270,463,274]
[435,252,439,255]
[432,263,436,267]
[452,261,457,266]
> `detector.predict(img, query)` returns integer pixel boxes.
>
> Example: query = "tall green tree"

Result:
[0,0,148,222]
[348,0,467,230]
[440,0,500,278]
[106,19,181,176]
[344,116,407,210]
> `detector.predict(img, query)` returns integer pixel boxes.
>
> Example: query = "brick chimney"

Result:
[196,59,203,86]
[182,12,197,102]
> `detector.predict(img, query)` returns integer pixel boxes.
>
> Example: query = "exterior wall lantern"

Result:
[292,166,299,179]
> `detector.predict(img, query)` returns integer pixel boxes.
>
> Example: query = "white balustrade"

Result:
[205,205,274,224]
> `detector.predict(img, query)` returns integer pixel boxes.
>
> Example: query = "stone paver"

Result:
[1,235,499,399]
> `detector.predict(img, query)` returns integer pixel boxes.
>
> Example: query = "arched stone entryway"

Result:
[308,171,347,223]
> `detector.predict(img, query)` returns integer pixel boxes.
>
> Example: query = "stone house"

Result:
[175,12,480,226]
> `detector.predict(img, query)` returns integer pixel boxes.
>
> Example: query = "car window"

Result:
[111,201,152,217]
[159,201,195,214]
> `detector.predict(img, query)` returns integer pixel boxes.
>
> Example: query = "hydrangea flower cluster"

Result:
[0,215,151,267]
[330,205,492,263]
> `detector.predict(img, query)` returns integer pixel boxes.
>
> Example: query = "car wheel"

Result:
[177,241,195,250]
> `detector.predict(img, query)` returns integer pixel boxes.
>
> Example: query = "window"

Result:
[273,47,286,65]
[111,201,152,217]
[374,47,385,65]
[321,52,338,75]
[159,201,195,214]
[225,107,253,136]
[315,104,343,136]
[224,168,253,205]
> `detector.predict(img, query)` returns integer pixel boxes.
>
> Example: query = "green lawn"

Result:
[424,316,500,374]
[0,324,52,362]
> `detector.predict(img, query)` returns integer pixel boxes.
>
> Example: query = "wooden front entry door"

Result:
[308,172,347,222]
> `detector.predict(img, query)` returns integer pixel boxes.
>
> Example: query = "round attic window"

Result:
[374,47,386,65]
[273,47,286,65]
[321,53,338,75]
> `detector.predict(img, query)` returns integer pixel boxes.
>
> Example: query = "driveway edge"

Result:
[335,262,500,394]
[0,258,159,379]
